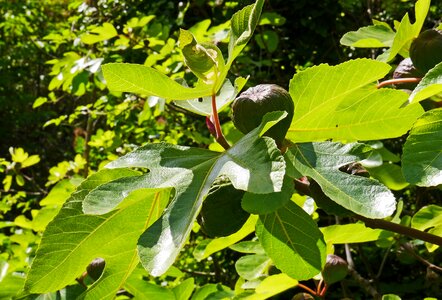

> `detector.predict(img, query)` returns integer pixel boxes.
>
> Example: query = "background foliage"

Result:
[1,0,442,299]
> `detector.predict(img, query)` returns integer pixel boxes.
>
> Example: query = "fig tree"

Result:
[410,29,442,73]
[231,84,294,146]
[321,254,348,285]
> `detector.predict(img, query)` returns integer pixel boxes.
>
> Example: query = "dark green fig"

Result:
[321,254,348,285]
[199,176,249,238]
[87,257,105,281]
[410,29,442,73]
[232,84,294,146]
[393,58,424,90]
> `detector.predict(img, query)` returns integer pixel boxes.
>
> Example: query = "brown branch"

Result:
[401,242,442,273]
[377,77,421,89]
[348,266,381,299]
[354,215,442,247]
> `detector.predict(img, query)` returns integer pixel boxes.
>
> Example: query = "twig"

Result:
[377,77,421,89]
[401,242,442,273]
[348,266,381,299]
[375,243,393,279]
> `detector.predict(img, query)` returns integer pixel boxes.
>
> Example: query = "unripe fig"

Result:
[87,257,105,280]
[321,254,348,285]
[410,29,442,73]
[392,58,424,90]
[292,293,314,300]
[232,84,294,146]
[199,175,248,237]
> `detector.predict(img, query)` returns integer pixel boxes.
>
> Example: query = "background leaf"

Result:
[256,201,326,280]
[287,59,423,142]
[402,108,442,186]
[340,24,395,48]
[290,142,396,218]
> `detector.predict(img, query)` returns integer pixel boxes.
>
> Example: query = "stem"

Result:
[354,215,442,247]
[83,115,93,178]
[377,77,421,89]
[297,283,317,296]
[210,93,230,149]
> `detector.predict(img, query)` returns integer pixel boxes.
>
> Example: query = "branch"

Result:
[354,215,442,247]
[294,178,442,247]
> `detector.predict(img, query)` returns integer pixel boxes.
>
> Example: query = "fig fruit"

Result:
[321,254,348,285]
[199,175,249,237]
[393,58,424,90]
[232,84,294,146]
[410,29,442,73]
[87,257,105,281]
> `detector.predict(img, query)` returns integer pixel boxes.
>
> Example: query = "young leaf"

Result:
[95,112,286,276]
[102,63,212,100]
[402,108,442,186]
[227,0,264,65]
[287,59,424,142]
[378,0,430,62]
[409,62,442,103]
[340,24,395,48]
[256,201,326,280]
[23,169,170,299]
[179,29,225,84]
[289,142,396,218]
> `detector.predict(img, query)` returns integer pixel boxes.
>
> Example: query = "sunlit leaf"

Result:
[402,108,442,186]
[287,59,423,142]
[409,62,442,103]
[24,169,170,299]
[102,63,213,100]
[256,201,326,280]
[289,142,396,218]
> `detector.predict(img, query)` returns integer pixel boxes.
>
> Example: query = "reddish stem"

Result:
[297,283,317,296]
[377,77,421,89]
[319,284,328,297]
[210,92,230,149]
[316,279,324,295]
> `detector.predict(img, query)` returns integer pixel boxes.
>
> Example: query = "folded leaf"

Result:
[289,142,396,218]
[287,59,424,142]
